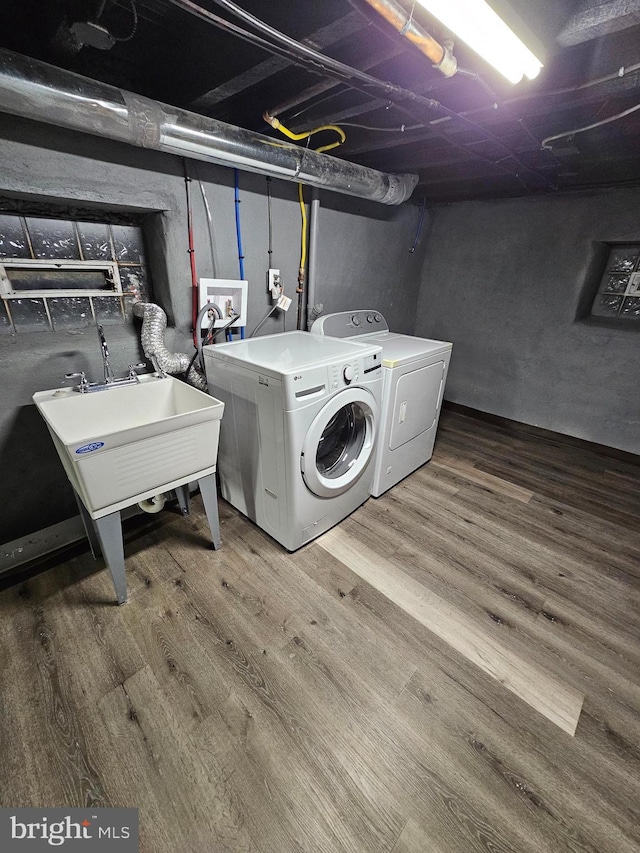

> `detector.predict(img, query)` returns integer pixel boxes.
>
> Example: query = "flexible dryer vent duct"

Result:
[0,49,417,205]
[133,302,207,391]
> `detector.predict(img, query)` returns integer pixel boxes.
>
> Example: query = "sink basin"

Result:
[33,374,224,516]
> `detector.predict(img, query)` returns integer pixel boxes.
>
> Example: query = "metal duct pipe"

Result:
[133,302,207,391]
[0,49,417,206]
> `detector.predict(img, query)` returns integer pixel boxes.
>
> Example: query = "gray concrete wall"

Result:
[308,193,427,335]
[0,114,425,545]
[415,190,640,454]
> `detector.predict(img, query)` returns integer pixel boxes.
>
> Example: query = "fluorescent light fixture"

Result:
[415,0,543,84]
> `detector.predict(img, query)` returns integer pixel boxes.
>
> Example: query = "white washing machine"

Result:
[203,331,383,551]
[311,310,452,497]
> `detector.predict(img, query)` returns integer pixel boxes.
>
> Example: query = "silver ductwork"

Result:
[133,302,208,391]
[0,49,417,205]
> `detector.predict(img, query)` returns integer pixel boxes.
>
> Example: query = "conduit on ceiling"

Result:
[0,49,417,206]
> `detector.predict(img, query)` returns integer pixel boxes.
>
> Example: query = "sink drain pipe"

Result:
[138,494,167,514]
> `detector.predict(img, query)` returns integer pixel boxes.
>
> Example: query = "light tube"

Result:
[415,0,543,84]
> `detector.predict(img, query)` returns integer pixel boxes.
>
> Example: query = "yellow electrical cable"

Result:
[298,182,307,277]
[264,113,346,154]
[315,138,343,154]
[263,112,338,307]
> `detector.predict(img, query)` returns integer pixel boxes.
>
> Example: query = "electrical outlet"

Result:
[277,293,292,311]
[267,268,281,300]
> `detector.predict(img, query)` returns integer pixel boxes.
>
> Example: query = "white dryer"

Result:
[311,311,452,497]
[203,331,382,551]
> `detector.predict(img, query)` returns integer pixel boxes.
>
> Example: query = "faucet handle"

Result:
[65,371,89,392]
[127,362,147,381]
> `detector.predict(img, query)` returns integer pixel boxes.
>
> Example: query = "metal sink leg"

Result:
[198,473,221,549]
[74,491,102,559]
[174,484,191,516]
[93,511,128,605]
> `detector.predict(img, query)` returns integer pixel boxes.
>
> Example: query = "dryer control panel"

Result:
[310,310,389,338]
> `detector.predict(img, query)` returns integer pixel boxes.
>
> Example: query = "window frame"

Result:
[589,243,640,322]
[0,258,123,299]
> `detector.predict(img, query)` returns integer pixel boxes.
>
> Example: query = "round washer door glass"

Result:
[316,403,366,479]
[301,388,378,498]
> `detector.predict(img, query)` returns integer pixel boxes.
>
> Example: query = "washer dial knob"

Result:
[374,313,381,322]
[343,365,355,384]
[366,314,374,323]
[351,314,361,326]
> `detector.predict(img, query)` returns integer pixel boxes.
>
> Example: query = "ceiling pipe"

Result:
[166,0,443,117]
[356,0,457,77]
[0,49,417,206]
[266,44,404,129]
[166,0,554,190]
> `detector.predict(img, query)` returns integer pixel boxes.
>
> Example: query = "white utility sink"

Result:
[33,374,224,517]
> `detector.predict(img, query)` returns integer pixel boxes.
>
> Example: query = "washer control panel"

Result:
[327,352,380,388]
[281,342,383,410]
[330,360,360,389]
[310,310,389,338]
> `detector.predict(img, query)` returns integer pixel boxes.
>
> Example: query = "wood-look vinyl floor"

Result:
[1,408,639,852]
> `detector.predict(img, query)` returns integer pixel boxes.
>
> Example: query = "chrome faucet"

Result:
[150,354,167,379]
[64,323,151,392]
[97,324,115,384]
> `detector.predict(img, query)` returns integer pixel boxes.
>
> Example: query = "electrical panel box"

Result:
[198,278,247,328]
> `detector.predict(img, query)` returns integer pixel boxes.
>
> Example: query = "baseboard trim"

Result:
[0,516,86,576]
[442,401,640,466]
[0,492,192,588]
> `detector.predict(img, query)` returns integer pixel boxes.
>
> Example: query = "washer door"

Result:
[301,388,378,498]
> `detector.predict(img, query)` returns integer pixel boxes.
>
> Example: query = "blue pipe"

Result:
[234,168,246,339]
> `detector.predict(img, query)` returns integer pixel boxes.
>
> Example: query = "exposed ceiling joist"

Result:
[557,0,640,46]
[1,0,640,201]
[267,42,403,123]
[288,73,442,132]
[188,9,367,111]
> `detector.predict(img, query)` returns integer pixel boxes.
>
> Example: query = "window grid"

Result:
[0,214,150,333]
[592,244,640,320]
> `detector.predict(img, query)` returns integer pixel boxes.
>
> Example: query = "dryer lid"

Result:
[310,312,452,367]
[367,333,452,367]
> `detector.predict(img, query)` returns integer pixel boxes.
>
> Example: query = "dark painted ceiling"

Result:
[2,0,640,204]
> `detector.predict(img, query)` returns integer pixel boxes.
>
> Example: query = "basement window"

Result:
[0,213,151,334]
[1,261,122,297]
[591,245,640,320]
